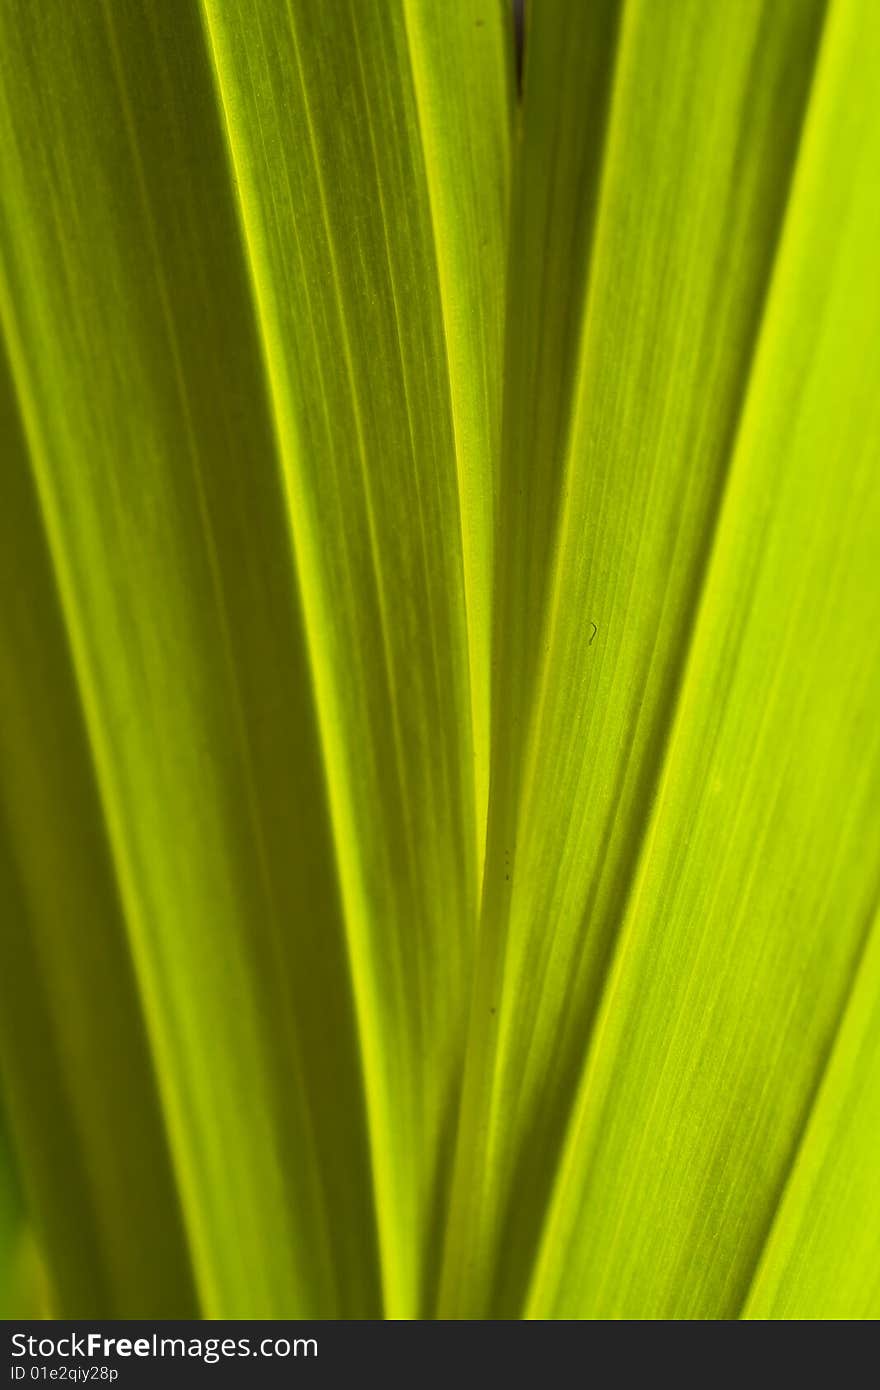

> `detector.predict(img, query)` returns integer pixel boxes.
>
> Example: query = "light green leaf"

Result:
[402,0,513,857]
[0,0,512,1318]
[0,0,379,1317]
[743,906,880,1319]
[525,0,880,1318]
[198,0,512,1314]
[440,0,827,1317]
[1,0,878,1323]
[1,334,198,1317]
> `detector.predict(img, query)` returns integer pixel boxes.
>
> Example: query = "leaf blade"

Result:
[441,0,827,1317]
[526,0,880,1317]
[0,0,379,1316]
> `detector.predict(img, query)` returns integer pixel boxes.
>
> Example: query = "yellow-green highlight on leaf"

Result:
[440,0,826,1318]
[526,0,880,1318]
[1,0,879,1323]
[199,0,512,1316]
[0,335,199,1318]
[742,906,880,1320]
[403,0,514,873]
[0,0,378,1317]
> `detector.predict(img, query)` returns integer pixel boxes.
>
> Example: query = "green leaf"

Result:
[198,0,512,1314]
[0,1103,49,1320]
[524,0,880,1318]
[742,906,880,1319]
[440,0,828,1317]
[0,1113,25,1317]
[0,0,512,1317]
[0,0,379,1316]
[0,333,199,1317]
[1,0,879,1322]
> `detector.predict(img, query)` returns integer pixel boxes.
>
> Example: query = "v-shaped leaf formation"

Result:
[1,0,878,1320]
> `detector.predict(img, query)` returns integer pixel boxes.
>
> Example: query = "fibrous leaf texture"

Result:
[0,0,878,1320]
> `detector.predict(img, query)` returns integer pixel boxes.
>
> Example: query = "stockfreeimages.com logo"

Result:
[11,1332,317,1371]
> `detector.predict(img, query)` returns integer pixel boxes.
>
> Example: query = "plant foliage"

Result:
[0,0,878,1320]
